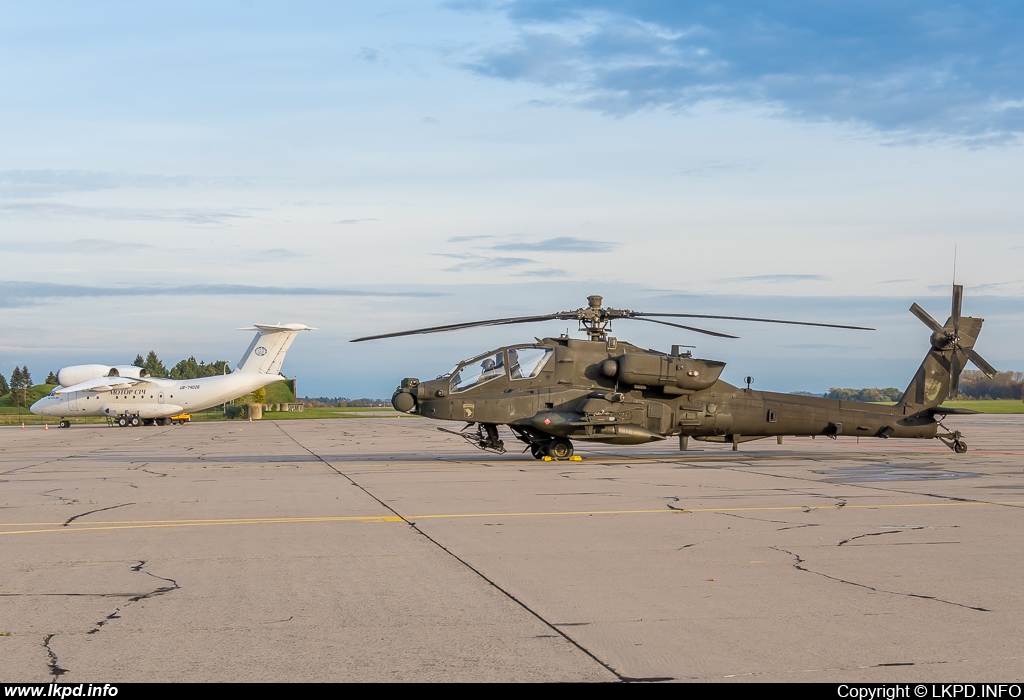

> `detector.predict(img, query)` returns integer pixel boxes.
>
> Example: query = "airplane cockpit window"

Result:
[508,346,552,380]
[450,351,505,393]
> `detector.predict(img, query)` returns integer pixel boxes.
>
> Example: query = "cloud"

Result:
[333,218,379,225]
[491,236,616,252]
[0,169,192,196]
[513,267,569,277]
[447,235,497,242]
[434,253,536,272]
[461,1,1024,140]
[0,202,252,225]
[928,280,1022,292]
[676,160,753,177]
[257,248,309,260]
[717,274,829,284]
[0,282,444,308]
[2,238,156,254]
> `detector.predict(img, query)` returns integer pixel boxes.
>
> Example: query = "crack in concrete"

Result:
[838,526,927,546]
[718,511,813,528]
[42,633,67,679]
[63,503,134,527]
[734,464,1024,511]
[772,546,990,612]
[87,561,180,635]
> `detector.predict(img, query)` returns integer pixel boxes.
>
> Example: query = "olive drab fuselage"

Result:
[392,334,951,451]
[378,290,991,458]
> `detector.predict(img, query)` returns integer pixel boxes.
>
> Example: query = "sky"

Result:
[1,1,1023,397]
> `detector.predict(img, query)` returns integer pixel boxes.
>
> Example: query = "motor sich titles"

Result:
[839,686,1022,700]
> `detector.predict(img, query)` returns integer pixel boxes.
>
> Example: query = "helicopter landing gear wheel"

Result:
[59,419,70,429]
[530,443,546,459]
[953,440,968,454]
[117,416,128,427]
[547,438,574,460]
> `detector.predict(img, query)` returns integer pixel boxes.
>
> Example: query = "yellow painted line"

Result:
[1,500,1023,537]
[0,515,404,536]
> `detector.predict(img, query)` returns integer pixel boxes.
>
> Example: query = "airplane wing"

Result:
[54,375,155,394]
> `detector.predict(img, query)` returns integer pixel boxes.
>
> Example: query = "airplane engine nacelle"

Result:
[612,354,726,392]
[58,365,116,387]
[57,364,150,387]
[111,365,149,379]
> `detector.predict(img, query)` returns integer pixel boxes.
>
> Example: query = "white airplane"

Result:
[31,323,311,427]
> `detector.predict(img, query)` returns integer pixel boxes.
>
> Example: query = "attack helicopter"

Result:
[352,289,995,459]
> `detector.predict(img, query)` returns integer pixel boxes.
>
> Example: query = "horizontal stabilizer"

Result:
[926,406,981,416]
[238,324,314,332]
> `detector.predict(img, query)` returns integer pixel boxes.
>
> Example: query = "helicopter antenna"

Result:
[953,244,958,288]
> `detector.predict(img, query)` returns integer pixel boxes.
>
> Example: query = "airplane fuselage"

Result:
[32,372,285,420]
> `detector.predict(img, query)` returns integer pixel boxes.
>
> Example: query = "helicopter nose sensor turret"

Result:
[392,378,419,413]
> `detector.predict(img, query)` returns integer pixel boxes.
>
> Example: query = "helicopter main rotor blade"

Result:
[633,312,874,331]
[350,313,571,342]
[948,351,963,400]
[630,317,740,339]
[909,303,945,334]
[951,284,963,335]
[964,347,998,378]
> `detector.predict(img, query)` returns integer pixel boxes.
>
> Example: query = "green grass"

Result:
[263,379,297,404]
[938,399,1024,414]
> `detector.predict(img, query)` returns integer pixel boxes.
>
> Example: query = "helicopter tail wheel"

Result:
[547,438,574,460]
[953,440,968,454]
[117,416,128,428]
[530,443,546,460]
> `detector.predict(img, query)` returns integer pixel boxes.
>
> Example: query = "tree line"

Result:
[824,371,1024,401]
[133,351,231,379]
[0,366,33,407]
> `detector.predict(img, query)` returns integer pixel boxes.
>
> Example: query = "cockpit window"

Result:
[508,346,552,380]
[450,351,505,393]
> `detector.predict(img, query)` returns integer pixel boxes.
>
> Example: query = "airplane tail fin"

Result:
[236,324,311,375]
[896,285,996,415]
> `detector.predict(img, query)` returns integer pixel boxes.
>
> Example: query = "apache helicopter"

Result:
[353,289,995,459]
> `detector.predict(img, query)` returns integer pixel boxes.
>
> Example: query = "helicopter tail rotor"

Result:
[909,284,996,400]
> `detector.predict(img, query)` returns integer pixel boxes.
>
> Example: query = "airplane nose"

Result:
[30,398,47,414]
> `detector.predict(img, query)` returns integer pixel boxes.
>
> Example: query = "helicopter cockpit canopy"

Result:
[449,345,553,393]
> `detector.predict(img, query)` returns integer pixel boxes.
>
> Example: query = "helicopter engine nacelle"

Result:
[57,364,151,387]
[610,354,725,392]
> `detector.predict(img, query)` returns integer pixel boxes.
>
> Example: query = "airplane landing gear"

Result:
[117,416,128,427]
[58,419,70,429]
